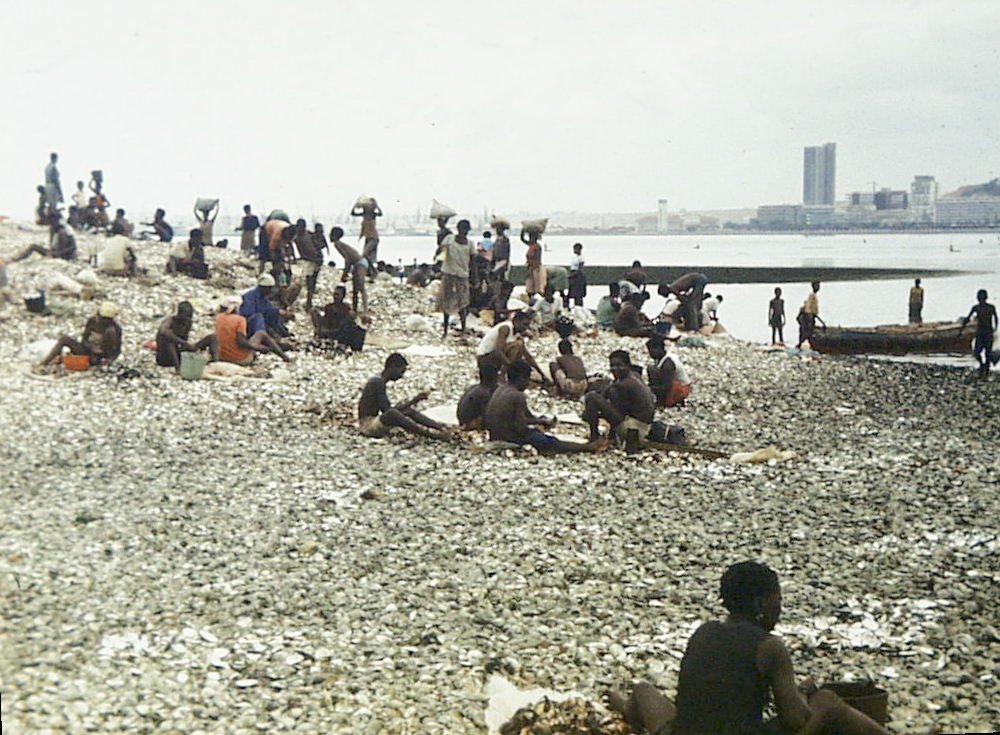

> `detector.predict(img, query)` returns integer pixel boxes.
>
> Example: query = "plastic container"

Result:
[63,354,91,371]
[822,681,888,725]
[180,352,208,380]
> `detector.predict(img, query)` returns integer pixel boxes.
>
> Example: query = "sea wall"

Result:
[508,265,967,286]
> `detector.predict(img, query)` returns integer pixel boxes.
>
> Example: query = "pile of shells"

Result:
[0,220,997,733]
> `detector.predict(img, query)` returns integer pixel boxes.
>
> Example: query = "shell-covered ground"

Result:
[1,222,997,734]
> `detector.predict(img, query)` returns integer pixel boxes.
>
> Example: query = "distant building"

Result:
[936,178,1000,226]
[936,199,1000,226]
[910,175,938,222]
[873,188,908,211]
[636,214,659,234]
[657,199,669,232]
[755,204,802,228]
[803,143,836,206]
[802,205,835,227]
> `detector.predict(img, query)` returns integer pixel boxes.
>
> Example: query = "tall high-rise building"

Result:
[657,199,670,232]
[803,143,837,205]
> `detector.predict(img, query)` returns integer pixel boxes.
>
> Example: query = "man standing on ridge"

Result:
[44,152,63,213]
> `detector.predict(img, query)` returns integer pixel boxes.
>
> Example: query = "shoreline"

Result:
[0,221,997,733]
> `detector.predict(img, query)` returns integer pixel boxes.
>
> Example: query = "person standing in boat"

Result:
[908,279,924,324]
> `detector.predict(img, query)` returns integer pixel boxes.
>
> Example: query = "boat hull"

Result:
[809,321,971,355]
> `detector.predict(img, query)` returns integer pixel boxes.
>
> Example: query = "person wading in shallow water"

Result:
[607,561,892,735]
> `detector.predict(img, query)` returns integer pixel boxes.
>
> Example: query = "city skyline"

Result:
[1,1,998,223]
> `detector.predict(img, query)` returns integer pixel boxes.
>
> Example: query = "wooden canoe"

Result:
[808,320,971,355]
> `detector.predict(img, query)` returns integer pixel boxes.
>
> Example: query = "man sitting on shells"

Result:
[646,333,691,408]
[156,301,219,371]
[39,302,122,368]
[358,353,453,441]
[456,361,500,430]
[484,360,605,453]
[583,350,657,445]
[549,339,589,398]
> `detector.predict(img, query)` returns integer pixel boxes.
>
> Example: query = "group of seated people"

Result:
[355,302,694,452]
[593,271,720,335]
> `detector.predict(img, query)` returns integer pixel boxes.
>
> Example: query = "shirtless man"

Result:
[265,217,295,273]
[549,339,588,398]
[331,226,368,314]
[476,309,549,383]
[646,335,692,407]
[583,350,657,443]
[615,292,657,338]
[140,209,174,243]
[40,302,122,366]
[484,360,604,453]
[156,301,219,370]
[358,353,452,441]
[194,199,219,247]
[960,288,1000,376]
[351,197,382,280]
[456,362,500,429]
[110,209,134,238]
[11,222,76,262]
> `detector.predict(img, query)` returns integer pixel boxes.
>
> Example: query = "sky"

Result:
[2,0,999,223]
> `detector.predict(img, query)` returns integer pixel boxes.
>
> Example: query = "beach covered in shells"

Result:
[0,220,997,734]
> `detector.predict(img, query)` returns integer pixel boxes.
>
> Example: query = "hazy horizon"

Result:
[2,0,998,223]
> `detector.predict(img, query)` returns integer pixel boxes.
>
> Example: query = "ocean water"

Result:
[374,232,1000,363]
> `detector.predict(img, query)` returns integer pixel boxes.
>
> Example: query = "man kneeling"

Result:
[484,360,605,454]
[358,353,453,441]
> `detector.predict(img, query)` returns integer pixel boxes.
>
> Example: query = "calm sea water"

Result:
[376,232,999,354]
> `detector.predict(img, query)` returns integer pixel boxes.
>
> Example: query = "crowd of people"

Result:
[14,153,979,734]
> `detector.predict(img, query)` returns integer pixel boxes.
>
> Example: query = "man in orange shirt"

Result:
[215,296,292,365]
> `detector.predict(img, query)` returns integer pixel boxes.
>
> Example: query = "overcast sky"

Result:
[2,0,998,223]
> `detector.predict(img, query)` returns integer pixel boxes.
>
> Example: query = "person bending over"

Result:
[476,309,549,384]
[549,339,588,398]
[608,561,891,735]
[357,353,452,441]
[156,300,219,370]
[331,226,368,314]
[456,361,500,430]
[484,360,604,453]
[40,302,122,366]
[583,350,657,443]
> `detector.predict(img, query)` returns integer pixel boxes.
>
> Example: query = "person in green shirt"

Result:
[595,282,621,329]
